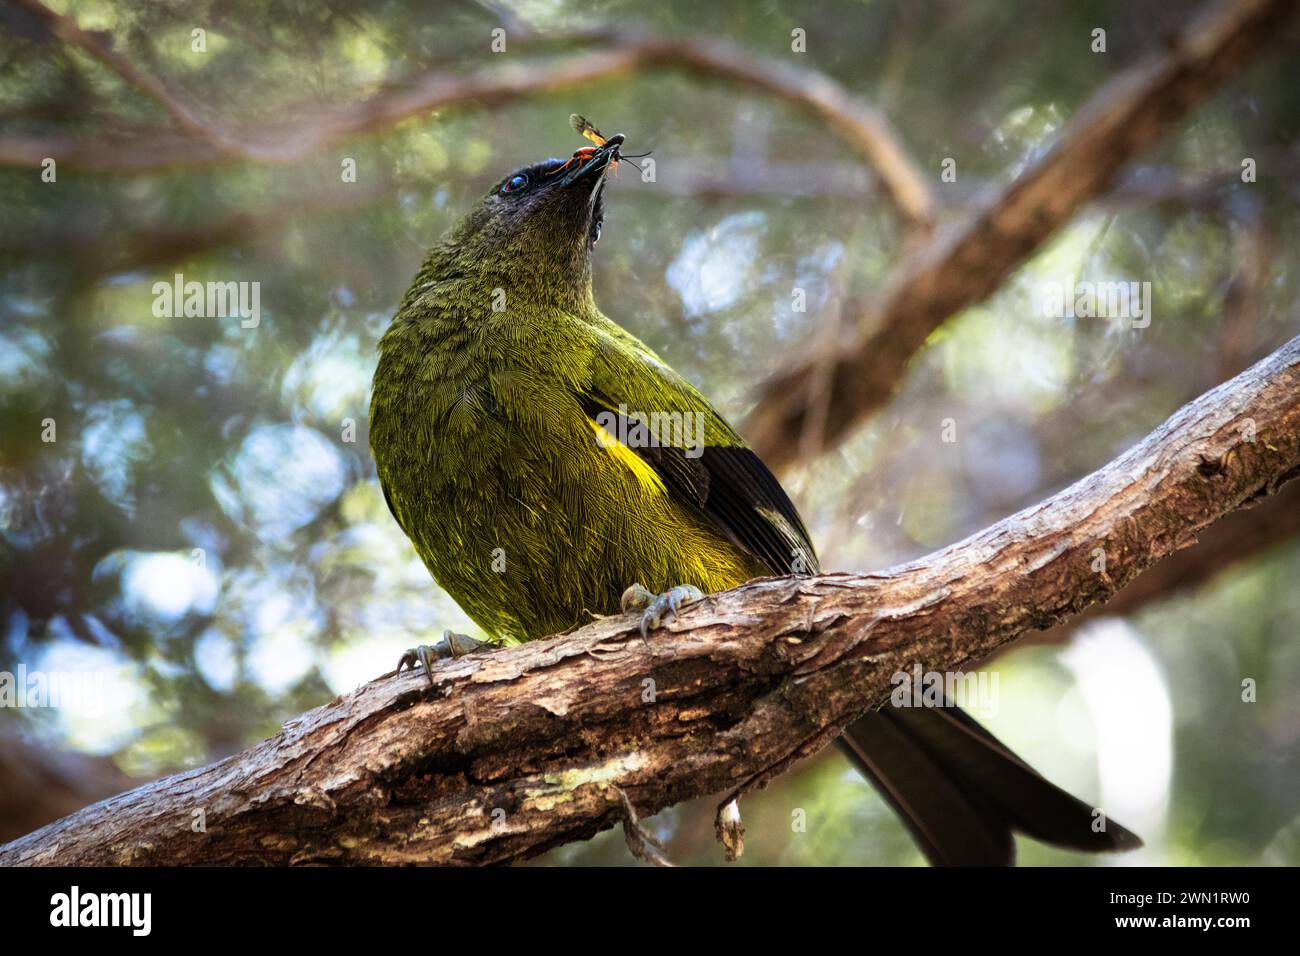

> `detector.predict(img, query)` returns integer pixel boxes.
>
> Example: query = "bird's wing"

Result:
[579,324,1142,868]
[580,326,818,577]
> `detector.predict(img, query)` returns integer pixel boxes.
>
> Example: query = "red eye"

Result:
[501,174,529,194]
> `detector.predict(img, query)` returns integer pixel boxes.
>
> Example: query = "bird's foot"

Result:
[395,630,493,686]
[620,583,704,638]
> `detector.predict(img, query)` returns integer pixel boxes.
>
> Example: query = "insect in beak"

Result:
[563,115,647,176]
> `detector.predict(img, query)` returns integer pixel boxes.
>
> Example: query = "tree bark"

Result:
[3,335,1298,867]
[1024,470,1300,650]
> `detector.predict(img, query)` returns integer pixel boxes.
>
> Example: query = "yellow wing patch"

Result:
[587,419,666,496]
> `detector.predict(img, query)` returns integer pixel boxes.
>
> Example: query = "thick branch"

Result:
[3,336,1298,867]
[1023,477,1300,649]
[744,0,1299,471]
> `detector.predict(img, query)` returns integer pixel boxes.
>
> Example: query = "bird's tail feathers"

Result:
[838,705,1142,866]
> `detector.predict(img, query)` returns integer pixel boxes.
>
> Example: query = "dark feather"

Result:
[577,371,1140,866]
[577,391,818,576]
[841,705,1141,865]
[886,705,1143,853]
[840,712,1015,866]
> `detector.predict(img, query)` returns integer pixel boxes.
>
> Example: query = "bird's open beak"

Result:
[557,134,625,191]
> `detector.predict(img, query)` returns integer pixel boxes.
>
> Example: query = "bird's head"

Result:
[434,133,625,305]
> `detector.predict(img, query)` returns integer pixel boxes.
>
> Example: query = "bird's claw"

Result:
[620,583,704,638]
[396,630,491,686]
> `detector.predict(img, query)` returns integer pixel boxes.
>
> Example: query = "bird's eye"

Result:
[501,174,529,194]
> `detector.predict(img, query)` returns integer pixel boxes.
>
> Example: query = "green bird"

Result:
[369,126,1142,866]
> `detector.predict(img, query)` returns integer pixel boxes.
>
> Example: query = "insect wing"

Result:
[569,113,608,147]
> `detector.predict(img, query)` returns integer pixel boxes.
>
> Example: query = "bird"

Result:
[368,122,1142,866]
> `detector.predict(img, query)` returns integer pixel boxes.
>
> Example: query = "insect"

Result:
[563,114,647,175]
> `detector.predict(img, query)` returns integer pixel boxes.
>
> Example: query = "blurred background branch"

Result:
[0,3,934,231]
[744,0,1299,470]
[0,733,136,844]
[9,0,244,155]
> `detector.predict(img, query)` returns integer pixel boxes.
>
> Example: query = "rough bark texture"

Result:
[1025,477,1300,649]
[745,0,1299,471]
[3,336,1298,867]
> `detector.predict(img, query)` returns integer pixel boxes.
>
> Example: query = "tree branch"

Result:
[12,0,245,157]
[744,0,1299,471]
[0,23,933,231]
[1021,477,1300,650]
[1,179,392,278]
[3,335,1298,867]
